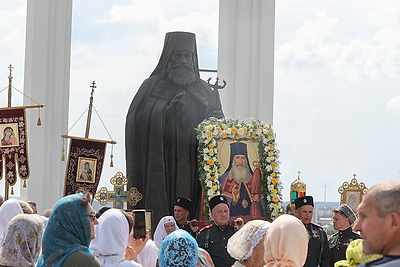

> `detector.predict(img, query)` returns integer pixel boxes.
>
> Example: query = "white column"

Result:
[218,0,275,124]
[21,0,72,213]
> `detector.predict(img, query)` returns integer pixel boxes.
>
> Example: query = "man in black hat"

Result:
[197,195,244,267]
[295,195,330,267]
[173,197,198,237]
[328,204,360,266]
[125,31,224,226]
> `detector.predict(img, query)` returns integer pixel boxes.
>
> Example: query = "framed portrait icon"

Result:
[196,118,282,220]
[76,157,97,184]
[0,123,19,148]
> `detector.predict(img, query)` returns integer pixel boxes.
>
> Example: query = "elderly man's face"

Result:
[211,203,230,226]
[353,194,393,255]
[233,155,247,166]
[167,50,196,87]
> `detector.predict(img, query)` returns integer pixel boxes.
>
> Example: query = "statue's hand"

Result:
[166,91,185,114]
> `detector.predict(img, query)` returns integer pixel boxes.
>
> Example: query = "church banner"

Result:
[64,137,106,196]
[0,108,29,185]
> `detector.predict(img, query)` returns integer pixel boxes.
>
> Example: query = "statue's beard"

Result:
[167,67,197,87]
[228,164,252,183]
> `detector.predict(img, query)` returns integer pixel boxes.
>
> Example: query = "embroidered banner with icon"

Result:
[64,137,106,196]
[0,108,29,186]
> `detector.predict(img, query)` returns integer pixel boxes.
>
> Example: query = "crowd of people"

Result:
[0,180,399,266]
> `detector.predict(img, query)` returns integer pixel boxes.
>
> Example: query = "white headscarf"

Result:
[90,208,141,267]
[0,198,23,244]
[137,239,159,267]
[153,216,178,248]
[227,219,271,260]
[264,214,309,267]
[0,214,45,266]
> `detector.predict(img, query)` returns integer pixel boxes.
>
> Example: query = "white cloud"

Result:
[386,96,400,110]
[276,11,400,82]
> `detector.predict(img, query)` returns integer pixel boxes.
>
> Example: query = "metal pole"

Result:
[85,81,96,138]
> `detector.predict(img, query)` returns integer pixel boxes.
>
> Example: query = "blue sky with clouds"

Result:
[1,0,399,203]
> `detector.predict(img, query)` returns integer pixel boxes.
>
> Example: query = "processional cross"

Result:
[95,172,143,209]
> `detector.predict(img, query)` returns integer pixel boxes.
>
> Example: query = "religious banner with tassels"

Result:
[0,65,44,199]
[62,81,116,197]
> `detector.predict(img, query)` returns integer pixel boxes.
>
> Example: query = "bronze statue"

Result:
[125,32,224,225]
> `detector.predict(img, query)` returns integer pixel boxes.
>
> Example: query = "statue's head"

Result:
[151,31,200,86]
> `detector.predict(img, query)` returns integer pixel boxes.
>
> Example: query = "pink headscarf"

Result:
[264,215,309,267]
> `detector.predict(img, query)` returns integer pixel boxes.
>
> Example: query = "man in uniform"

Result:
[197,195,244,267]
[173,197,198,238]
[295,195,330,267]
[328,204,360,266]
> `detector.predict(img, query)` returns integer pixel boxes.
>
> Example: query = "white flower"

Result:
[226,128,232,134]
[207,181,213,187]
[207,189,214,196]
[203,165,210,171]
[203,148,209,154]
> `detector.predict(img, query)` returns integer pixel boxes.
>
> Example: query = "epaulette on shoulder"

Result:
[199,224,213,232]
[311,222,324,229]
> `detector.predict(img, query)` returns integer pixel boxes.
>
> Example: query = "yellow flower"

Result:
[207,137,212,142]
[271,172,276,177]
[231,126,238,134]
[268,151,274,157]
[235,135,242,139]
[207,159,214,165]
[222,124,228,129]
[267,130,273,135]
[249,124,254,128]
[271,177,278,185]
[251,132,257,138]
[209,169,215,174]
[273,204,280,210]
[206,125,213,131]
[258,126,264,130]
[221,132,228,138]
[275,213,282,218]
[243,127,248,134]
[211,185,218,191]
[270,162,277,168]
[272,196,280,203]
[209,150,215,156]
[208,143,215,149]
[268,144,275,149]
[268,136,274,141]
[206,130,212,135]
[271,189,278,195]
[210,176,215,181]
[215,126,222,132]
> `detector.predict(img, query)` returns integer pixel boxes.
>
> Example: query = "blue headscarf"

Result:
[158,229,199,267]
[37,193,93,267]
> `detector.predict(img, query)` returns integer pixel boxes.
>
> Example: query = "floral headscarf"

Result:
[37,193,92,267]
[264,214,309,267]
[227,219,271,260]
[158,229,198,267]
[0,198,23,244]
[334,239,382,267]
[0,214,45,266]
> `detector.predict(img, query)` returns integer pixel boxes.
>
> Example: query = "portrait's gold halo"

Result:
[217,140,259,175]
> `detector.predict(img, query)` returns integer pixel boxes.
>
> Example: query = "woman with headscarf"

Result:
[158,229,198,267]
[0,214,45,266]
[36,193,101,267]
[264,214,309,267]
[0,198,33,244]
[90,208,146,266]
[153,216,178,248]
[227,219,271,267]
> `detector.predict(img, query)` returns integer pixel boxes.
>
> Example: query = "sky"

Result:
[0,0,399,204]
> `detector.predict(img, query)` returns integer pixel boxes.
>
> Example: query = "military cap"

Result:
[295,196,314,209]
[334,204,357,225]
[209,195,229,211]
[174,197,193,212]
